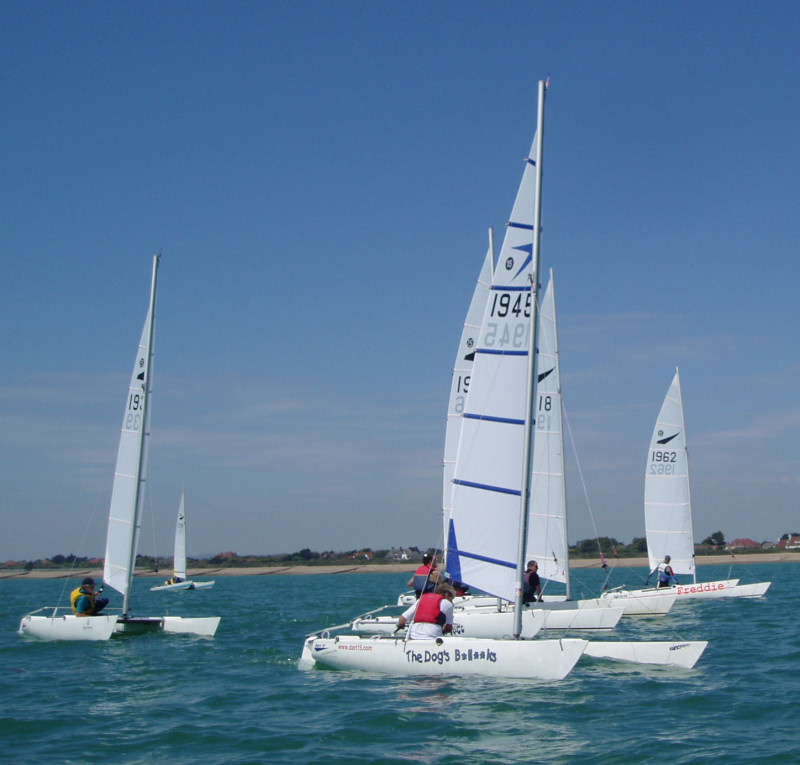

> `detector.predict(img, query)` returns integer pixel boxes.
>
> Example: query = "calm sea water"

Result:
[2,562,796,764]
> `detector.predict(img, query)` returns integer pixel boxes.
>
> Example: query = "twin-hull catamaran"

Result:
[20,256,220,641]
[303,81,590,680]
[601,369,770,607]
[151,489,215,592]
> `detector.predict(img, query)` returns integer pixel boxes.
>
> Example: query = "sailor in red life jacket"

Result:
[407,552,442,598]
[396,583,456,639]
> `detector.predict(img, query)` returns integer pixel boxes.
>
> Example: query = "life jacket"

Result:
[70,586,96,615]
[414,593,446,625]
[413,564,436,596]
[657,563,674,584]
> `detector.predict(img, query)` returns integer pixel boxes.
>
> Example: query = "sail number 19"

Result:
[125,392,145,430]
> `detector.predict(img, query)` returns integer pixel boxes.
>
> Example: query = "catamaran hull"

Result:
[670,579,770,599]
[724,581,770,597]
[598,590,677,615]
[150,580,216,592]
[583,640,708,669]
[454,600,625,632]
[301,634,588,679]
[602,579,769,607]
[19,613,119,641]
[352,607,553,638]
[114,615,220,636]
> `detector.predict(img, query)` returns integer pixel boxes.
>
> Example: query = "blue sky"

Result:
[2,1,799,562]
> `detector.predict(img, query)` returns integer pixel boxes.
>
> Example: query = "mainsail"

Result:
[103,255,158,611]
[644,368,695,578]
[173,489,187,581]
[446,127,542,603]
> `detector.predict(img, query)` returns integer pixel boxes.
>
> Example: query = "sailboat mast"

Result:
[122,254,159,615]
[513,80,546,638]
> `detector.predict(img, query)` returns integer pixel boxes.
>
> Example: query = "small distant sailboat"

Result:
[617,369,770,602]
[20,255,220,640]
[151,490,215,592]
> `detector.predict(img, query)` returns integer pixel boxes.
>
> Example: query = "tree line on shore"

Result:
[7,530,789,571]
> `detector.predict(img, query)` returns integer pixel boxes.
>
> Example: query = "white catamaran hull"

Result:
[301,634,588,679]
[114,615,220,636]
[150,580,216,592]
[354,607,549,638]
[454,598,625,631]
[583,640,708,669]
[598,589,677,615]
[460,603,624,633]
[19,612,119,641]
[620,579,769,602]
[354,600,623,636]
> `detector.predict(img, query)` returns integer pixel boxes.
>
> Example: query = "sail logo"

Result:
[656,431,680,445]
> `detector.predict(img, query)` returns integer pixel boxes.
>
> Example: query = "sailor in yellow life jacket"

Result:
[70,577,109,616]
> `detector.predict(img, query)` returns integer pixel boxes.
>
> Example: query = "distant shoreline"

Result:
[3,552,798,580]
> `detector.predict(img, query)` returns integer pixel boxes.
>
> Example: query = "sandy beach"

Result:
[4,552,797,580]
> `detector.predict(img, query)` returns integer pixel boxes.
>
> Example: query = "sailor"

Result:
[407,552,442,598]
[522,560,543,603]
[396,583,456,639]
[70,577,109,616]
[651,555,679,587]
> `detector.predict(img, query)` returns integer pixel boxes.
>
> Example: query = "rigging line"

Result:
[561,397,616,590]
[58,486,107,605]
[146,488,159,573]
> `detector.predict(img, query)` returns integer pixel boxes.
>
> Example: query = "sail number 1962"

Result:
[649,450,676,475]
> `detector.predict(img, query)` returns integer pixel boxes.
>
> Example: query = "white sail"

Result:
[644,368,695,578]
[173,489,187,580]
[525,271,569,590]
[446,129,541,603]
[633,368,769,601]
[20,255,219,639]
[103,256,158,606]
[442,236,494,546]
[150,489,215,592]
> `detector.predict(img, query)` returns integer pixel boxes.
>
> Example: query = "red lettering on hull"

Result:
[676,581,727,595]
